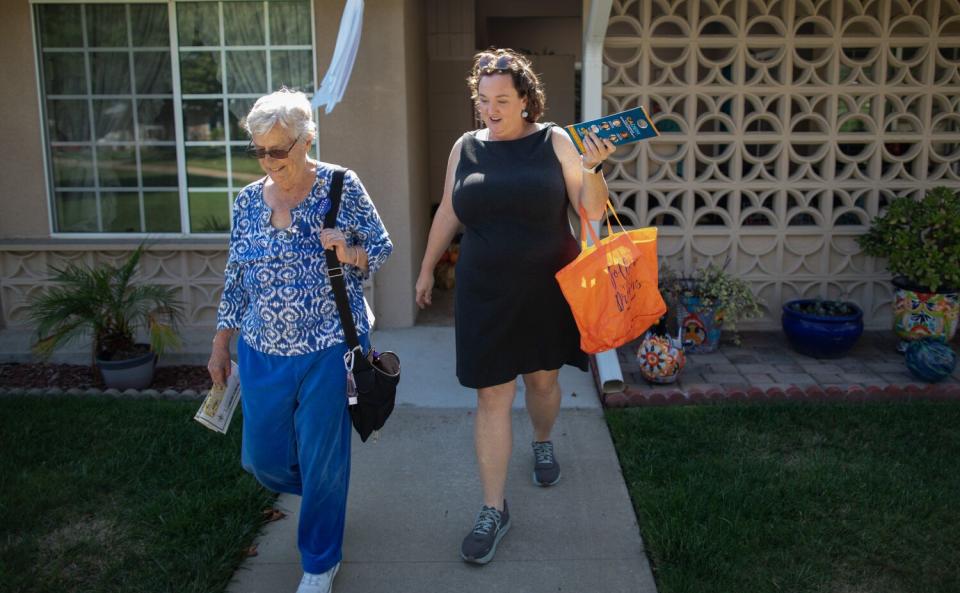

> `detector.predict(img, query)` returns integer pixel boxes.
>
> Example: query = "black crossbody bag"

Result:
[324,167,400,442]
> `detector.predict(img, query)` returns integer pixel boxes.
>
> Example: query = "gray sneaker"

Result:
[460,500,511,564]
[532,441,561,486]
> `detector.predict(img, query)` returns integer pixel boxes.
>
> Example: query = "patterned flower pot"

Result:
[892,276,960,352]
[904,339,958,383]
[781,299,863,359]
[637,331,686,384]
[677,296,723,353]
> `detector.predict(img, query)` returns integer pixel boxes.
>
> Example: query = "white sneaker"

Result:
[296,562,340,593]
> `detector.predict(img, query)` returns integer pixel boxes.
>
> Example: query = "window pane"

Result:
[43,53,86,95]
[88,5,128,47]
[138,99,175,141]
[47,100,90,142]
[186,146,227,187]
[231,146,263,187]
[270,1,311,46]
[135,52,173,94]
[180,51,222,93]
[140,146,178,186]
[51,147,94,187]
[224,3,265,46]
[144,191,181,232]
[226,51,267,94]
[131,4,170,47]
[183,100,224,141]
[97,147,138,187]
[55,192,98,232]
[91,52,132,94]
[38,5,83,47]
[101,192,142,232]
[228,98,256,139]
[271,50,313,92]
[189,192,230,232]
[94,100,134,142]
[177,2,219,47]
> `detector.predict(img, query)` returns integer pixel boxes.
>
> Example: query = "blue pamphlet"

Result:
[564,106,659,153]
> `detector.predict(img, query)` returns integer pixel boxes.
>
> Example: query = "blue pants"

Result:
[238,335,366,574]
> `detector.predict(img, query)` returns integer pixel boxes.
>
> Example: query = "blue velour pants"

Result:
[238,334,366,574]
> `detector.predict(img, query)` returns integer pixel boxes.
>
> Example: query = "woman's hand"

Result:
[320,228,351,263]
[207,340,232,386]
[415,270,435,309]
[581,131,616,171]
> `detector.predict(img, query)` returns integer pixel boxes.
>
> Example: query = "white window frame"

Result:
[30,0,319,239]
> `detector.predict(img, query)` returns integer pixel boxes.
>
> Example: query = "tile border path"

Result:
[596,330,960,408]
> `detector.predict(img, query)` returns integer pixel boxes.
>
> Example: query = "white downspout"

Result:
[582,0,625,394]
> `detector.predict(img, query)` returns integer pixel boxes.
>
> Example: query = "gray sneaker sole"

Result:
[460,517,511,565]
[532,470,561,487]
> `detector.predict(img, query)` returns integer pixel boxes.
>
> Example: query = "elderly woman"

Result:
[208,88,392,593]
[415,48,614,564]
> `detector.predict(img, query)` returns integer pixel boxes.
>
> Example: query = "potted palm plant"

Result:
[661,263,761,353]
[27,244,183,389]
[781,298,864,358]
[857,186,960,350]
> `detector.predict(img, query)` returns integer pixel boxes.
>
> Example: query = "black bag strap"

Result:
[323,167,362,352]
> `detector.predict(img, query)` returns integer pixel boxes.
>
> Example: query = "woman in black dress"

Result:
[414,48,615,565]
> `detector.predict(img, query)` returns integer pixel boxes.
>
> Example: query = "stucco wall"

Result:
[315,0,428,328]
[0,0,51,239]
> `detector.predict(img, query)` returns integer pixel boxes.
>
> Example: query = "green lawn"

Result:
[607,402,960,593]
[0,396,275,593]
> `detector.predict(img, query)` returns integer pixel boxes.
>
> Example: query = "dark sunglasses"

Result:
[246,134,301,159]
[477,54,514,71]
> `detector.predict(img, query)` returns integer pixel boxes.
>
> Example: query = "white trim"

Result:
[310,0,320,160]
[581,0,623,393]
[30,4,57,235]
[168,0,191,235]
[582,0,612,120]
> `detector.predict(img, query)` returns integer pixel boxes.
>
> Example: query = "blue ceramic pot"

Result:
[781,299,864,359]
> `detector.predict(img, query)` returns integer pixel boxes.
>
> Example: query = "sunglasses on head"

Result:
[246,134,301,159]
[477,54,515,71]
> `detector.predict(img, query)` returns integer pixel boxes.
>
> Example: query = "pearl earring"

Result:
[521,109,529,118]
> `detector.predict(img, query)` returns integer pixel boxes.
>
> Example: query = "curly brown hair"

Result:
[466,48,546,123]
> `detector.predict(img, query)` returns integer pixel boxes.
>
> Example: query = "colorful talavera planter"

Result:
[677,296,723,353]
[637,331,686,384]
[892,276,959,352]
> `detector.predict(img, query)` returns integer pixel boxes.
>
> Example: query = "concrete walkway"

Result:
[227,326,657,593]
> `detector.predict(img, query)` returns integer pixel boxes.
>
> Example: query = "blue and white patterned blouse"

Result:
[216,163,393,356]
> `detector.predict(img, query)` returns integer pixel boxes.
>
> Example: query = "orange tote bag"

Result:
[555,204,667,354]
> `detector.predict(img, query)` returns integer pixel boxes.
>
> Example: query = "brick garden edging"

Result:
[0,386,204,400]
[603,382,960,408]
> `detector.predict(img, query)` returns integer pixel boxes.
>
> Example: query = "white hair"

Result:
[243,88,316,139]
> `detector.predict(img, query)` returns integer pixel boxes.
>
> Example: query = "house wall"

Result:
[0,0,50,239]
[315,0,428,328]
[0,0,429,362]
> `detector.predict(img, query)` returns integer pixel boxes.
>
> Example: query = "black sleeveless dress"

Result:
[452,125,588,389]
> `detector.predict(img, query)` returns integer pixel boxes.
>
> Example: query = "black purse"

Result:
[324,167,400,442]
